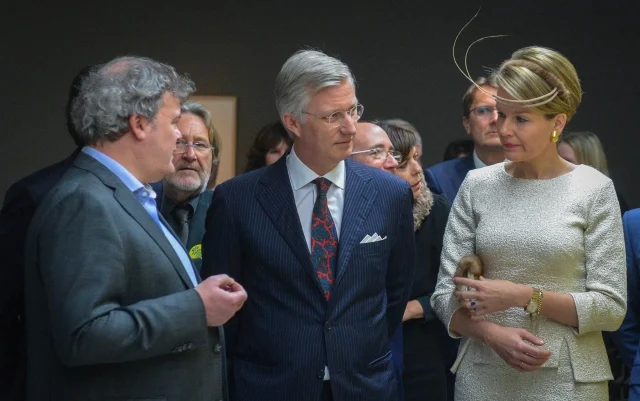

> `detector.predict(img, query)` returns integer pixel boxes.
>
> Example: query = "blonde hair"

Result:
[495,47,582,120]
[558,131,609,176]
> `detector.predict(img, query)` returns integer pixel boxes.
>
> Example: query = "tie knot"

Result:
[313,177,332,197]
[171,204,192,222]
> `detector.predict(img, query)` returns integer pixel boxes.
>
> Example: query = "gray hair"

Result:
[71,56,195,145]
[181,101,221,162]
[274,49,355,120]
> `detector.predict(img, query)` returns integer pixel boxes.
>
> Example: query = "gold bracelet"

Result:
[535,288,543,320]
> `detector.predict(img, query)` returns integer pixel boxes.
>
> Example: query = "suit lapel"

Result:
[256,158,325,295]
[74,153,195,289]
[334,159,377,290]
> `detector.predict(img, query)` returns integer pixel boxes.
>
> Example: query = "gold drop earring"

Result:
[551,130,559,143]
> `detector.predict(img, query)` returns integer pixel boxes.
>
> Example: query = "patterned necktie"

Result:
[170,204,192,246]
[311,177,338,300]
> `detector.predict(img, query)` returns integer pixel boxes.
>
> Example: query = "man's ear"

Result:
[462,116,471,136]
[129,114,150,141]
[282,114,302,139]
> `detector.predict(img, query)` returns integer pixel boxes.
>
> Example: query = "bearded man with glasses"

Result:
[425,76,504,207]
[153,100,220,275]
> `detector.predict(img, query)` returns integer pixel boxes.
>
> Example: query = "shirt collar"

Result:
[82,146,151,195]
[473,150,487,169]
[286,145,345,190]
[160,187,200,216]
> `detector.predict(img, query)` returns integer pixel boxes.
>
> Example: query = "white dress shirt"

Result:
[285,146,345,380]
[473,150,487,169]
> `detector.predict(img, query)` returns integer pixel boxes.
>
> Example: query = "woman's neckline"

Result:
[499,162,583,182]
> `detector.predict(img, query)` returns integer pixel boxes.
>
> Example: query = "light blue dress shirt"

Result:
[82,147,199,287]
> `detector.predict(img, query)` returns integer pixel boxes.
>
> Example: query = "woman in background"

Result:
[557,130,629,213]
[245,120,293,172]
[377,121,451,401]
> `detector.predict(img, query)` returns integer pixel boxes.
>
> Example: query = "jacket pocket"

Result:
[368,350,393,369]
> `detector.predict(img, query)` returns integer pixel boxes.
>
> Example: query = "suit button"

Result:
[214,344,222,353]
[316,370,324,379]
[325,322,332,331]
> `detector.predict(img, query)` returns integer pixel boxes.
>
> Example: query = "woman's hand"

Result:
[483,325,552,372]
[453,276,532,316]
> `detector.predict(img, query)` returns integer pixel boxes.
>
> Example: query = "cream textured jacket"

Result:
[431,163,627,382]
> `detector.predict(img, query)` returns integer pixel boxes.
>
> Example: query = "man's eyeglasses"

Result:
[351,148,402,163]
[468,105,497,120]
[174,140,215,155]
[303,104,364,127]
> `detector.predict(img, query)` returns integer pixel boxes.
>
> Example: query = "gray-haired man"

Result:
[202,49,415,401]
[24,56,246,401]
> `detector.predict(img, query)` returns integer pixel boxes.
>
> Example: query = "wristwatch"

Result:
[524,288,543,320]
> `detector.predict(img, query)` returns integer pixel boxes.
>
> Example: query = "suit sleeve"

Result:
[414,196,451,322]
[570,180,627,335]
[32,192,209,367]
[0,182,36,382]
[611,210,640,367]
[202,184,242,281]
[201,184,243,350]
[0,182,35,321]
[386,185,416,338]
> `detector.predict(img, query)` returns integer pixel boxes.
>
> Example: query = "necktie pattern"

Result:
[311,177,338,300]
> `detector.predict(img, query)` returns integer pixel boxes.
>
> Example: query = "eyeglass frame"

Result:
[467,105,498,119]
[173,140,216,156]
[351,147,402,163]
[302,103,364,127]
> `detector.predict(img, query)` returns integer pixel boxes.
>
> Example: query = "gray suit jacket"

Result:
[24,153,226,401]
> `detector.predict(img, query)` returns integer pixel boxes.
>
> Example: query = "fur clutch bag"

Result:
[454,254,484,292]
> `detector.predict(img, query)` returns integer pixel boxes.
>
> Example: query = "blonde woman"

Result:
[431,47,626,400]
[557,130,629,213]
[556,131,609,174]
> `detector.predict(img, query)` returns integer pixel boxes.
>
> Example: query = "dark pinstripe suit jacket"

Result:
[202,156,416,401]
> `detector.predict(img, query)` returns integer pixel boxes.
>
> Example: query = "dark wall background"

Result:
[2,1,638,207]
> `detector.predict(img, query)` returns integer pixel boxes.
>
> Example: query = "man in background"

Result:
[0,64,96,401]
[155,100,220,273]
[350,121,400,172]
[425,76,503,204]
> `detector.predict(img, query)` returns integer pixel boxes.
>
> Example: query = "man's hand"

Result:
[195,274,247,326]
[402,300,424,322]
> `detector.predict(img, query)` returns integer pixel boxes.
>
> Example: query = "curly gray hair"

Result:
[274,49,355,120]
[71,56,195,145]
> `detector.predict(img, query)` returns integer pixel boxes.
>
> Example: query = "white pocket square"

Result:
[360,232,387,244]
